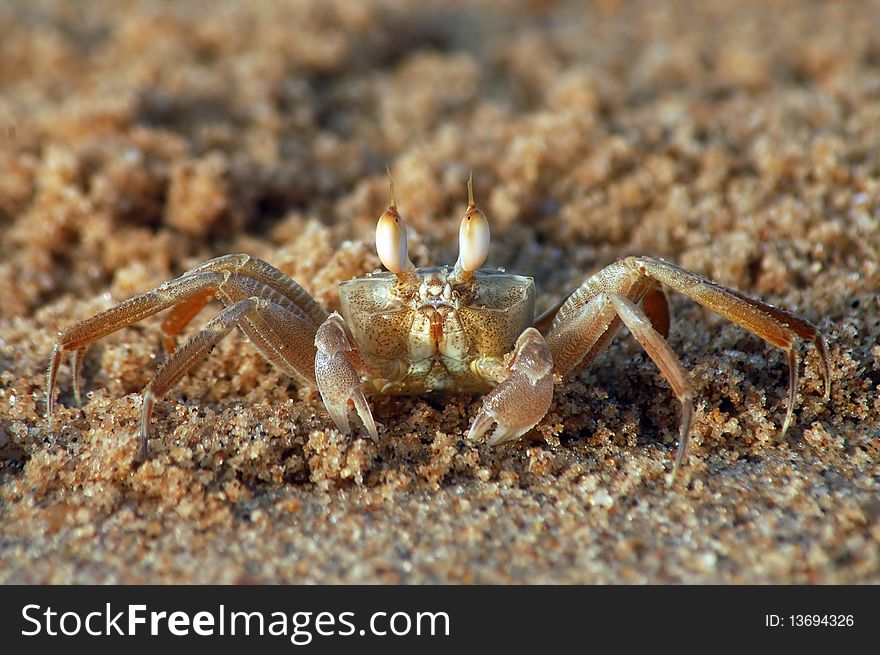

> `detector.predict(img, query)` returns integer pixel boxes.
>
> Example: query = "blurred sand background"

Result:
[0,0,878,583]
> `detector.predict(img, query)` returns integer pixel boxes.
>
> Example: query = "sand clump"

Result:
[0,0,878,583]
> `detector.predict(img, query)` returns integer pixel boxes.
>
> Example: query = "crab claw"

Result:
[315,312,379,442]
[467,328,554,445]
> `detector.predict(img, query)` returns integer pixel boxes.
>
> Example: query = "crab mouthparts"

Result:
[418,272,453,302]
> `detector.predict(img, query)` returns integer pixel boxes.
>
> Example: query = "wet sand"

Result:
[0,0,878,583]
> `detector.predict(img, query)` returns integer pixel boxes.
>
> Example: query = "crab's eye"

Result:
[457,206,490,273]
[456,172,490,274]
[376,206,412,275]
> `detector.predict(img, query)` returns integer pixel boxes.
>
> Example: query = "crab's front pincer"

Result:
[315,312,379,442]
[467,327,554,446]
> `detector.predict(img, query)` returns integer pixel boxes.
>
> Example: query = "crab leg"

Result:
[160,288,215,353]
[545,256,830,480]
[47,270,227,428]
[640,283,671,339]
[70,347,86,407]
[138,296,321,460]
[160,254,328,353]
[544,292,695,480]
[314,312,378,442]
[623,257,831,399]
[47,258,326,433]
[182,254,328,327]
[551,258,831,415]
[140,298,260,460]
[609,294,693,480]
[213,272,320,388]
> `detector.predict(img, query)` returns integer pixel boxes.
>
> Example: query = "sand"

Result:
[0,0,878,584]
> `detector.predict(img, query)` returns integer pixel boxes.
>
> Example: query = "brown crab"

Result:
[46,175,831,482]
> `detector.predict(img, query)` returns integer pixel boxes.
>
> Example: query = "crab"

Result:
[46,174,831,482]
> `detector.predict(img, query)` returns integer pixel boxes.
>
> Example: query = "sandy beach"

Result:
[0,0,878,583]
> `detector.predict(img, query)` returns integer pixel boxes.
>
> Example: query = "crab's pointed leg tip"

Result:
[780,414,792,439]
[667,446,687,488]
[134,430,148,464]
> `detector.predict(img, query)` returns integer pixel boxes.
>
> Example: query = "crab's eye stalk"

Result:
[376,170,414,276]
[458,205,490,272]
[456,173,490,275]
[376,208,414,277]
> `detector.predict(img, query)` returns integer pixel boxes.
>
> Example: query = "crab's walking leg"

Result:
[314,312,378,442]
[640,283,671,339]
[70,348,86,407]
[609,295,693,481]
[547,256,830,481]
[141,298,259,460]
[185,254,328,327]
[139,296,320,460]
[545,292,694,481]
[164,254,327,354]
[467,328,555,446]
[47,271,226,430]
[624,257,831,424]
[47,256,326,441]
[160,289,215,353]
[536,281,670,338]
